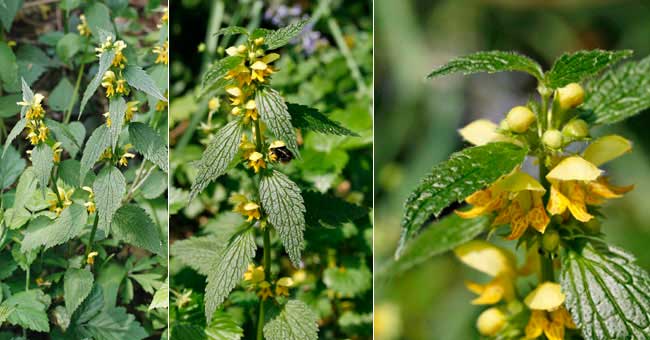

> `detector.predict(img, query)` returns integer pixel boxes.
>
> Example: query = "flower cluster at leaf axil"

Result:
[18,93,49,146]
[455,81,633,339]
[243,264,294,301]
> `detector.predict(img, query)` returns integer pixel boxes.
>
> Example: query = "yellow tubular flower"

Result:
[546,136,633,222]
[77,14,91,36]
[257,281,273,300]
[153,41,168,65]
[208,97,220,112]
[556,83,584,110]
[524,283,576,340]
[38,124,49,142]
[243,99,258,121]
[125,101,139,122]
[250,53,280,83]
[506,106,536,133]
[243,264,265,284]
[156,99,168,112]
[87,251,99,265]
[116,79,128,95]
[103,112,112,127]
[477,307,506,336]
[118,144,135,167]
[226,86,244,105]
[458,119,515,146]
[53,142,63,163]
[101,70,116,97]
[275,277,294,297]
[48,187,74,216]
[231,194,262,222]
[18,93,45,120]
[247,151,266,173]
[454,241,517,305]
[456,171,550,240]
[239,135,256,159]
[112,40,128,68]
[82,186,97,214]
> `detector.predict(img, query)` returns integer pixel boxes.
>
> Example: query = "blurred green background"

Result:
[374,0,650,339]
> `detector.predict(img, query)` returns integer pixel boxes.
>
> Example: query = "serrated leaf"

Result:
[427,51,543,80]
[260,170,306,266]
[3,118,25,157]
[0,289,50,332]
[201,56,244,97]
[49,77,76,111]
[0,94,20,118]
[149,279,169,310]
[171,324,206,340]
[261,19,308,50]
[0,145,25,190]
[263,300,318,340]
[323,264,371,297]
[287,103,358,136]
[77,306,148,340]
[124,65,167,102]
[111,204,162,255]
[47,119,85,158]
[255,87,300,157]
[398,142,527,257]
[21,204,88,252]
[80,124,111,184]
[581,55,650,125]
[107,97,127,149]
[204,229,256,322]
[390,214,489,274]
[205,310,244,340]
[94,166,126,232]
[79,50,116,118]
[303,191,367,228]
[129,122,168,172]
[545,49,632,89]
[31,143,53,198]
[561,242,650,340]
[0,41,19,92]
[56,33,83,63]
[85,2,113,38]
[64,268,94,316]
[191,120,243,199]
[170,235,224,276]
[213,26,249,37]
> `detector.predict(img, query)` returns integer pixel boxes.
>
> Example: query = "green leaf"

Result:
[79,50,116,118]
[94,166,126,232]
[84,2,113,38]
[21,205,88,252]
[111,204,162,255]
[214,26,249,37]
[59,159,94,188]
[48,77,76,112]
[0,145,25,190]
[561,242,650,340]
[77,306,148,340]
[390,214,489,274]
[149,279,169,310]
[129,122,168,173]
[0,289,50,332]
[140,169,167,199]
[190,120,243,199]
[200,56,244,97]
[31,143,53,198]
[47,119,85,158]
[80,124,111,184]
[18,78,34,118]
[124,65,167,102]
[0,0,22,31]
[581,55,650,125]
[286,103,358,136]
[263,300,318,340]
[427,51,543,80]
[398,142,527,257]
[323,264,371,297]
[260,19,309,50]
[0,94,20,118]
[56,33,83,63]
[255,87,300,157]
[545,49,632,89]
[2,118,25,156]
[0,42,19,92]
[6,167,36,229]
[64,268,94,316]
[205,310,244,340]
[303,191,367,228]
[204,229,257,322]
[170,235,224,276]
[260,170,306,266]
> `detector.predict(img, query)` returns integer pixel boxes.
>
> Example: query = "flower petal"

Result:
[454,240,516,277]
[458,119,501,146]
[546,156,602,181]
[495,171,546,193]
[524,282,565,311]
[583,135,632,166]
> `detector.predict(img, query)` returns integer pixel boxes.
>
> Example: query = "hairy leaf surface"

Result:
[427,51,543,80]
[287,103,358,136]
[545,49,632,89]
[263,300,318,340]
[94,166,126,232]
[111,204,163,255]
[256,87,300,156]
[129,122,168,172]
[21,205,88,252]
[124,65,167,102]
[64,268,94,316]
[79,50,116,117]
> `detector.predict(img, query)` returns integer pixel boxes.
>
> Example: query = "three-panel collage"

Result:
[2,0,650,339]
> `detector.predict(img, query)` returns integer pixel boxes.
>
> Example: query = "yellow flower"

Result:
[125,101,139,122]
[458,119,514,146]
[95,36,114,56]
[546,135,633,222]
[53,142,63,163]
[87,251,99,265]
[116,79,128,95]
[48,187,74,216]
[156,99,168,112]
[208,97,220,112]
[524,282,576,340]
[100,147,113,161]
[275,277,293,297]
[160,7,168,26]
[226,86,244,106]
[153,41,168,65]
[112,40,128,68]
[231,194,262,222]
[454,241,517,305]
[556,83,584,111]
[477,307,506,336]
[506,106,536,133]
[243,99,258,121]
[250,53,279,83]
[239,135,256,159]
[103,112,112,127]
[18,93,46,120]
[247,151,266,173]
[118,144,135,167]
[257,281,273,300]
[244,264,265,284]
[101,70,116,97]
[38,125,49,143]
[77,14,91,36]
[456,171,550,240]
[82,186,96,214]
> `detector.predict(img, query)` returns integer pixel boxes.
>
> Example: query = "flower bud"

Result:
[542,129,563,149]
[477,307,506,336]
[583,219,601,234]
[542,229,560,252]
[556,83,584,110]
[562,119,589,139]
[506,106,536,133]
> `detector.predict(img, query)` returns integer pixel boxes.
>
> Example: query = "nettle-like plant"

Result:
[0,3,168,338]
[171,21,360,340]
[393,50,650,340]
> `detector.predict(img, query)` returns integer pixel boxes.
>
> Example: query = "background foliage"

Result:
[374,0,650,339]
[168,0,372,339]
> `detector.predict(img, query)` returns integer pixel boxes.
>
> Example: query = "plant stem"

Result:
[540,251,555,282]
[64,62,85,124]
[257,227,271,340]
[50,167,63,206]
[327,17,368,96]
[85,213,99,263]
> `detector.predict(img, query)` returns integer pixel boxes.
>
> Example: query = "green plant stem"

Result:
[327,17,368,96]
[64,62,85,124]
[85,213,99,263]
[50,167,63,206]
[257,227,271,340]
[540,251,555,282]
